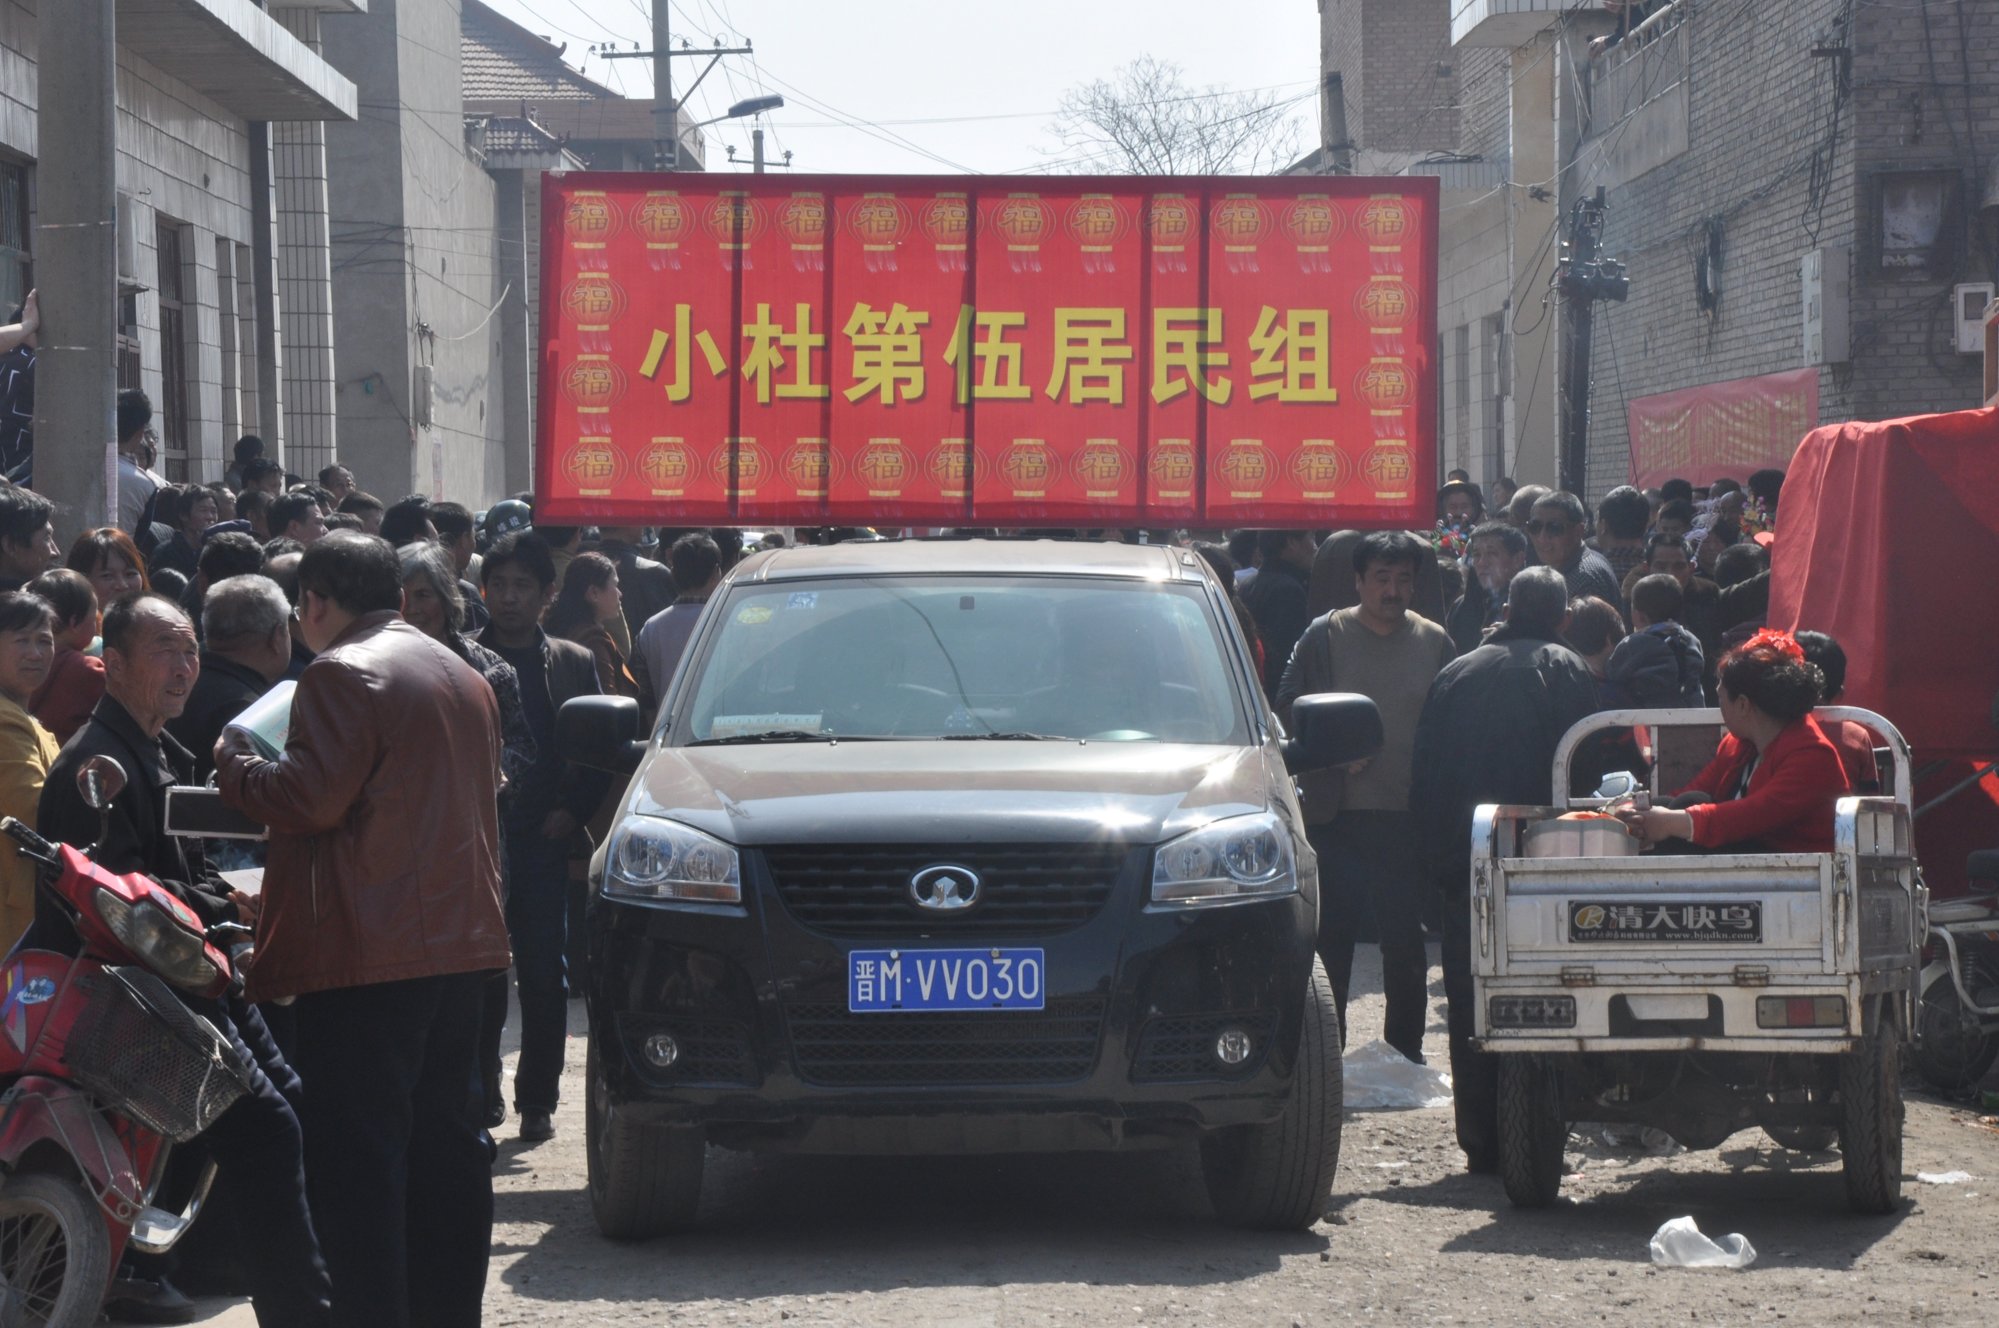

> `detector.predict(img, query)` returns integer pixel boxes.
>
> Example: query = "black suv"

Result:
[560,539,1379,1233]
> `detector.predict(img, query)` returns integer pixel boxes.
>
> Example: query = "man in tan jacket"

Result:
[218,530,508,1328]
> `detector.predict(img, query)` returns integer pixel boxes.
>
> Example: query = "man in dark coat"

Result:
[36,593,331,1325]
[1241,530,1315,698]
[169,574,293,780]
[1445,521,1530,656]
[1409,566,1601,1173]
[477,532,607,1144]
[594,526,677,649]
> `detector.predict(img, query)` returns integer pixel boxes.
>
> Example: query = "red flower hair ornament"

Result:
[1739,627,1806,664]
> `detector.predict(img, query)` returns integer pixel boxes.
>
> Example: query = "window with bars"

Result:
[0,159,28,316]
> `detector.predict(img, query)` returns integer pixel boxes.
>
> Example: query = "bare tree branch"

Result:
[1044,55,1303,175]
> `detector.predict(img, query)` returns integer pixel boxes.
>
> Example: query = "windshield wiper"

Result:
[941,731,1070,741]
[690,729,849,746]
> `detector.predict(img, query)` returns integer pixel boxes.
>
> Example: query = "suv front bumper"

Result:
[585,853,1317,1145]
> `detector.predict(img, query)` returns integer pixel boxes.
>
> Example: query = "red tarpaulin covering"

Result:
[534,174,1438,527]
[1768,405,1999,895]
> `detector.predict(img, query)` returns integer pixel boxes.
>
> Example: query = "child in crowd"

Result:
[1603,573,1705,709]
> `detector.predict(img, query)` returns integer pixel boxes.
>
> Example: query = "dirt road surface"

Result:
[197,949,1999,1326]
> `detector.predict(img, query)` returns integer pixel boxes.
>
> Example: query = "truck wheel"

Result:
[1200,957,1343,1230]
[0,1171,114,1327]
[1912,966,1999,1093]
[1838,1008,1905,1215]
[585,1042,705,1238]
[1763,1124,1838,1153]
[1497,1055,1567,1208]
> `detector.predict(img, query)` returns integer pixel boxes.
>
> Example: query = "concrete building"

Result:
[316,0,701,506]
[4,0,355,489]
[1320,0,1999,500]
[459,0,704,496]
[1316,0,1558,492]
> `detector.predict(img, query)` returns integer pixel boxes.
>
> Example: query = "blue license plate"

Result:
[848,947,1045,1013]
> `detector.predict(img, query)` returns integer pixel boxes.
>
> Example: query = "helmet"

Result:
[480,499,532,549]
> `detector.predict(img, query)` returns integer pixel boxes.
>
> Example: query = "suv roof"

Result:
[732,538,1208,584]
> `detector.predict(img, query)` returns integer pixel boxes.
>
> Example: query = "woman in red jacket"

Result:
[1622,629,1850,854]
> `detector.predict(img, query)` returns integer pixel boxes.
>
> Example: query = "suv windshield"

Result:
[677,576,1248,744]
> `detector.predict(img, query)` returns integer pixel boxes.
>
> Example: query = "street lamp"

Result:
[688,95,785,173]
[688,94,784,133]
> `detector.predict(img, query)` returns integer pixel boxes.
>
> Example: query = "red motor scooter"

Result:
[0,755,253,1326]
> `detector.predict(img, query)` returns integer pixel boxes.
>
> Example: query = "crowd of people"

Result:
[1220,465,1863,1179]
[0,365,1882,1323]
[0,385,765,1326]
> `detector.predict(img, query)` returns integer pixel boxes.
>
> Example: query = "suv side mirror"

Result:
[1281,694,1383,775]
[558,696,646,775]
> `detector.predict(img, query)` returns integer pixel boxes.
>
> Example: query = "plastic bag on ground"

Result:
[1649,1216,1757,1269]
[1342,1039,1452,1110]
[1917,1170,1973,1185]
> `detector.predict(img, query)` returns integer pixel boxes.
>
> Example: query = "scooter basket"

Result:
[61,967,255,1143]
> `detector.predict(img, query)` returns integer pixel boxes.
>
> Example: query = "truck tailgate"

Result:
[1492,853,1830,976]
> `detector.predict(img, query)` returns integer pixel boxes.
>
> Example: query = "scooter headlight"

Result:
[94,891,221,992]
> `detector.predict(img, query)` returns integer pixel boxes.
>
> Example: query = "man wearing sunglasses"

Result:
[1528,490,1622,608]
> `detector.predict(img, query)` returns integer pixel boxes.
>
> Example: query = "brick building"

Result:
[1319,0,1999,501]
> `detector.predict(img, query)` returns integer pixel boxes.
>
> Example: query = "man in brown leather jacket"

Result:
[217,531,509,1328]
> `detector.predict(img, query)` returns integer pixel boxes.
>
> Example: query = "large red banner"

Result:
[1626,368,1820,491]
[537,174,1439,527]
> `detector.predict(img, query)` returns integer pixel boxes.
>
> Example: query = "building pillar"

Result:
[272,6,340,481]
[249,121,286,464]
[494,169,533,495]
[33,0,119,537]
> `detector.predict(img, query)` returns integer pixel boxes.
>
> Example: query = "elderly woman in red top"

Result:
[1622,629,1850,854]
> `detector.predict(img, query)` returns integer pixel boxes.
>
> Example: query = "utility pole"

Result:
[35,0,119,538]
[602,10,754,172]
[1555,187,1629,496]
[651,0,673,170]
[752,127,764,174]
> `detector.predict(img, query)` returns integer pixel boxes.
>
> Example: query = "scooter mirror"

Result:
[78,756,128,810]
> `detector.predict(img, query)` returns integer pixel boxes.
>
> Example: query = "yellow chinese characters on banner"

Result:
[538,175,1438,526]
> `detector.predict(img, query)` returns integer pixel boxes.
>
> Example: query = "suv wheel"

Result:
[585,1042,705,1238]
[1200,957,1343,1230]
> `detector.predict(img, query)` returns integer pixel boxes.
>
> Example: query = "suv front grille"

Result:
[763,843,1129,936]
[784,998,1106,1086]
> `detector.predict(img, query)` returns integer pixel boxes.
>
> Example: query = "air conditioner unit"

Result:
[1954,282,1994,354]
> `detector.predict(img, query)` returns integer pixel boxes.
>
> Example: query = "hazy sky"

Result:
[477,0,1322,175]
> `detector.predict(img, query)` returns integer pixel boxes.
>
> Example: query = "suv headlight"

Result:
[604,817,741,905]
[1151,812,1297,907]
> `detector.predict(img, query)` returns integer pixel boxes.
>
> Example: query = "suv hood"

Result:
[630,742,1274,847]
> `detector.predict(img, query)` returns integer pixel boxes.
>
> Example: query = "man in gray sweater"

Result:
[1278,531,1454,1063]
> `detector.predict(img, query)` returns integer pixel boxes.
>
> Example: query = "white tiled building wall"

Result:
[273,6,340,481]
[0,0,257,483]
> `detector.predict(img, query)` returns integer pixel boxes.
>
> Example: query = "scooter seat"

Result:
[1929,894,1999,925]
